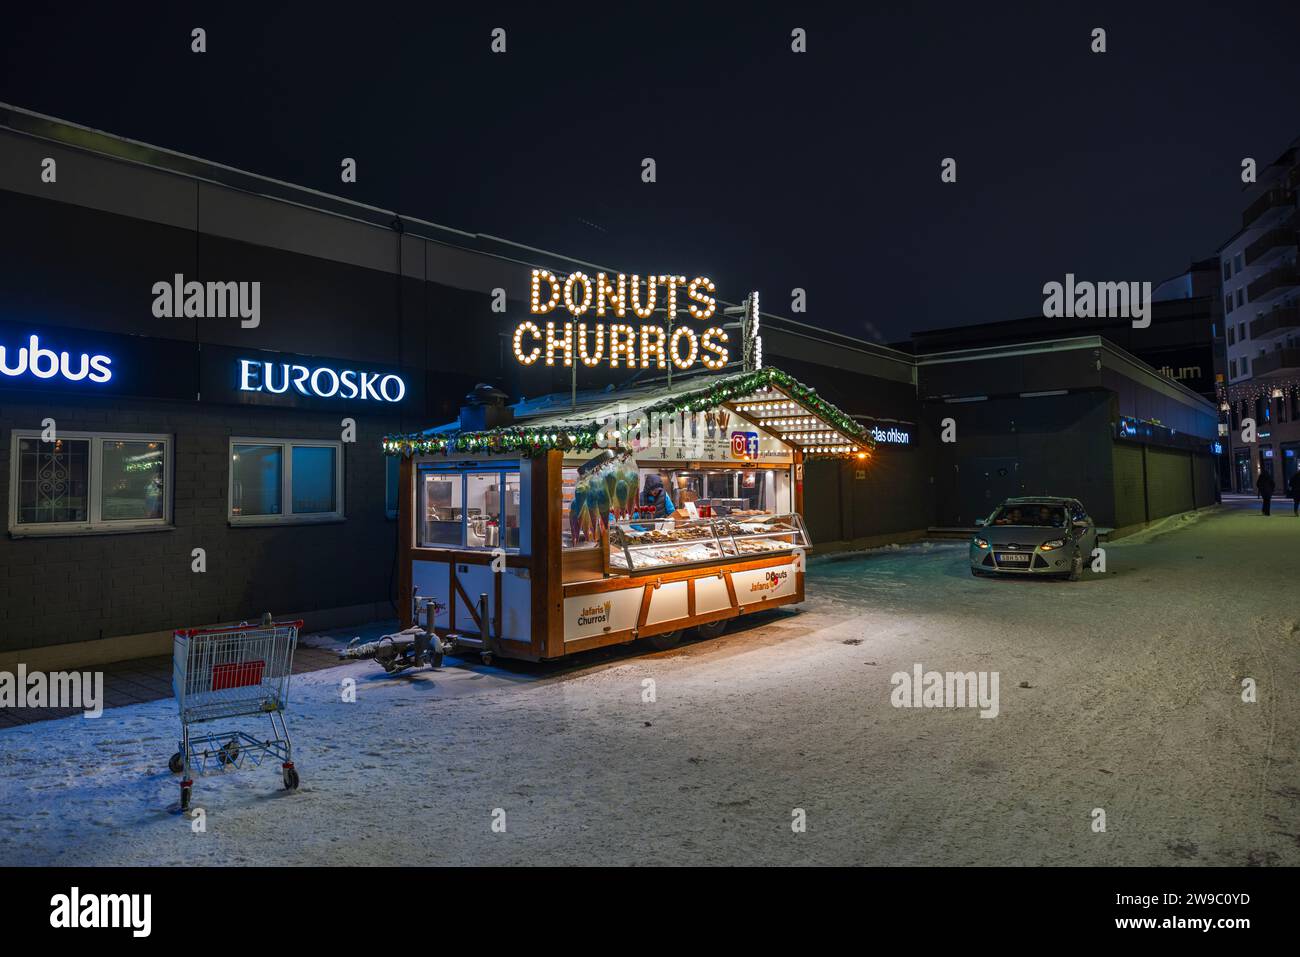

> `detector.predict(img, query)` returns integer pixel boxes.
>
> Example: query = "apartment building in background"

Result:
[1218,138,1300,494]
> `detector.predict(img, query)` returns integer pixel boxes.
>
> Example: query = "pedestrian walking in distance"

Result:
[1289,470,1300,517]
[1257,467,1276,516]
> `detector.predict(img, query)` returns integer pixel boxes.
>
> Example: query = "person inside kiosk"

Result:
[640,472,676,519]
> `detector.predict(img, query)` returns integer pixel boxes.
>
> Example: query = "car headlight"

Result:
[1040,539,1065,550]
[973,537,989,549]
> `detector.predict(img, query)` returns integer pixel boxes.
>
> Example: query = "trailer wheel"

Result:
[645,630,682,651]
[168,751,184,774]
[694,620,727,641]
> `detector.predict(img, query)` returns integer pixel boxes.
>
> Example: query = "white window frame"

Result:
[8,429,174,536]
[418,464,521,551]
[228,437,345,526]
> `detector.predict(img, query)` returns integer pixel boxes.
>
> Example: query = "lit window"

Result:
[9,431,171,535]
[418,467,521,550]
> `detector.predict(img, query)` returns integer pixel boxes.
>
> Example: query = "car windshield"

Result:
[989,505,1067,528]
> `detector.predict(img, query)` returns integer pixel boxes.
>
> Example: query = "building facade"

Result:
[0,103,1224,666]
[1218,139,1300,494]
[915,336,1219,533]
[0,104,927,666]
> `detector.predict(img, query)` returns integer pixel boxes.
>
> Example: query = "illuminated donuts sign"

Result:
[512,269,728,370]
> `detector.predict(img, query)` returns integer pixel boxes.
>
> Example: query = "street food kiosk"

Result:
[384,367,872,662]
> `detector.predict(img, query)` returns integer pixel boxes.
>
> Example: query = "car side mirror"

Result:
[974,518,986,526]
[1072,520,1089,530]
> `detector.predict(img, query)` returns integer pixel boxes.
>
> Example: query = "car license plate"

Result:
[996,553,1030,563]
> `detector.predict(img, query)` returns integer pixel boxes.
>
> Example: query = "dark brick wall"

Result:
[0,392,399,651]
[922,392,1118,527]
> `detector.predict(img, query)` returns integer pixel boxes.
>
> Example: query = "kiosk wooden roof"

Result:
[383,366,875,459]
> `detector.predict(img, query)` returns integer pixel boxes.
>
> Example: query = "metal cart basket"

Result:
[168,618,303,810]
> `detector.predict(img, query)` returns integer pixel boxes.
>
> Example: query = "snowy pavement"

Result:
[2,498,1297,866]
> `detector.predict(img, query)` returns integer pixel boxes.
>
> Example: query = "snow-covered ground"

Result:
[2,499,1297,866]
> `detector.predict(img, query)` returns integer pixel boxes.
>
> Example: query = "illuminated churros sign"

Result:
[512,269,728,370]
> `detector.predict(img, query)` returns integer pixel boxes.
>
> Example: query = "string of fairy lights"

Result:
[1216,375,1300,420]
[382,367,874,459]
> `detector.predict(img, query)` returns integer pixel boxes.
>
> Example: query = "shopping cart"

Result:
[168,618,303,810]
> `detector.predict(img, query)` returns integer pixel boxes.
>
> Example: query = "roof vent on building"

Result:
[459,383,513,431]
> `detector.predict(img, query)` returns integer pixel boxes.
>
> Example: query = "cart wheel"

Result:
[645,629,682,651]
[168,751,184,774]
[180,782,192,811]
[218,739,240,767]
[480,652,493,667]
[428,652,443,670]
[283,766,300,791]
[694,619,727,641]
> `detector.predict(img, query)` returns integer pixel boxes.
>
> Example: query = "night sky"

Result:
[3,1,1299,344]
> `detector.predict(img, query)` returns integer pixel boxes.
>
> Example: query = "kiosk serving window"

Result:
[419,465,521,550]
[229,438,344,525]
[8,430,172,535]
[651,466,792,518]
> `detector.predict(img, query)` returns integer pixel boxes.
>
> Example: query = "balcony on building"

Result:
[1252,346,1300,378]
[1244,221,1298,268]
[1249,304,1300,342]
[1242,188,1296,230]
[1246,262,1300,303]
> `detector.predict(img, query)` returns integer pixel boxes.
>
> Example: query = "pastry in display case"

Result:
[607,513,809,571]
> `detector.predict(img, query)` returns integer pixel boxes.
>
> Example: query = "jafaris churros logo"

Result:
[577,600,613,627]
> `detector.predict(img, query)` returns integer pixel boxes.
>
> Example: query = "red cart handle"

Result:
[174,619,305,639]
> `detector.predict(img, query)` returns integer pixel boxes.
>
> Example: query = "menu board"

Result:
[632,409,792,464]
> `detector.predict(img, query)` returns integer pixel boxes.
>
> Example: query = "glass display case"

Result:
[607,513,809,572]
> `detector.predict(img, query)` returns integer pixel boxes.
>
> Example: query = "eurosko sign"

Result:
[237,358,406,403]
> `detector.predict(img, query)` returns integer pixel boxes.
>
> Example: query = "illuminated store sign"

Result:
[237,359,406,402]
[513,269,728,370]
[0,334,112,384]
[870,425,911,446]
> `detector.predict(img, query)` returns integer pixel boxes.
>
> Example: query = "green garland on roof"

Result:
[383,424,603,458]
[382,367,874,458]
